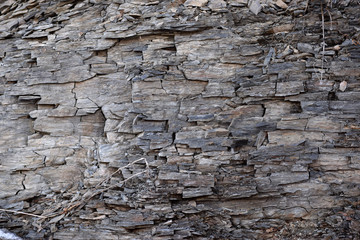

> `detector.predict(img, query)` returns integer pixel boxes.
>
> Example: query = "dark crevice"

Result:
[290,101,303,113]
[328,91,338,101]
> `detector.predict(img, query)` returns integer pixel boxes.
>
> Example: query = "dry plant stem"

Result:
[327,9,333,30]
[65,169,149,216]
[321,1,325,81]
[0,208,47,219]
[58,158,150,217]
[102,169,149,193]
[95,158,147,188]
[0,158,151,220]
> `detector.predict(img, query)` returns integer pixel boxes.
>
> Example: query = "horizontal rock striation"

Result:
[1,0,360,239]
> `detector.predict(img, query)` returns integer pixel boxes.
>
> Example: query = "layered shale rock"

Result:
[1,0,360,239]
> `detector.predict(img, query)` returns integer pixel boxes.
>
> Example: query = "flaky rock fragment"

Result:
[248,0,262,15]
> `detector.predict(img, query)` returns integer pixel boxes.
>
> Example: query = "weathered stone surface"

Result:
[11,83,76,106]
[182,187,213,198]
[0,173,24,199]
[277,118,308,131]
[47,106,77,117]
[297,43,316,54]
[162,80,207,98]
[222,185,258,199]
[269,172,309,185]
[74,72,131,107]
[301,101,329,114]
[276,81,304,96]
[0,151,44,172]
[264,101,302,119]
[203,80,235,97]
[268,62,306,75]
[306,116,342,133]
[217,105,264,123]
[184,0,209,7]
[182,63,237,81]
[248,0,262,15]
[98,143,127,165]
[1,1,360,240]
[330,61,360,76]
[312,154,350,171]
[208,0,227,11]
[33,117,76,136]
[90,63,118,74]
[268,130,323,146]
[330,101,360,114]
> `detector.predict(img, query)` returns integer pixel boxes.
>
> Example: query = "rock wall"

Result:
[1,0,360,239]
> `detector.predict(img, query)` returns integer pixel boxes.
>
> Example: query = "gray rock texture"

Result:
[1,0,360,239]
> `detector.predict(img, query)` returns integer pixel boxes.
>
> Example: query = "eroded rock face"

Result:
[1,0,360,239]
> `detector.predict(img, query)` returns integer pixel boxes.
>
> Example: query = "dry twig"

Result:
[49,158,151,218]
[1,158,151,221]
[320,1,326,81]
[95,158,147,188]
[0,208,47,219]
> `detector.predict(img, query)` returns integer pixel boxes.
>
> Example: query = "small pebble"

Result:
[339,81,347,92]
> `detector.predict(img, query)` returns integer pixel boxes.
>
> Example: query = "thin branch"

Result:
[101,169,148,193]
[320,1,326,81]
[327,8,333,31]
[0,208,47,219]
[61,169,149,216]
[53,158,150,218]
[0,158,151,221]
[95,158,147,188]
